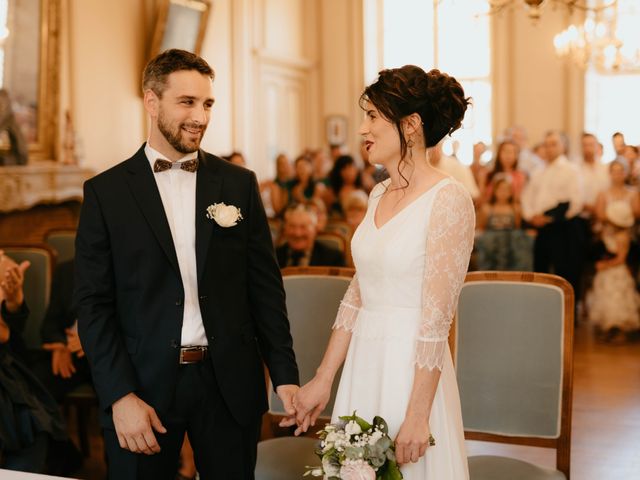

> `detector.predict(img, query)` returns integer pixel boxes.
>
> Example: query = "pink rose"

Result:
[339,461,376,480]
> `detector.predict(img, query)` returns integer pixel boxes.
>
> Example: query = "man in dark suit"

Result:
[276,204,346,267]
[74,49,299,480]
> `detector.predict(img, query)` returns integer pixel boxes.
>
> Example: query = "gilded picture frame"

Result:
[150,0,211,58]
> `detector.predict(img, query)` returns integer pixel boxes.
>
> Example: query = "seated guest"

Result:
[343,190,369,231]
[0,251,66,473]
[288,154,326,205]
[307,197,329,233]
[359,138,388,193]
[32,260,92,403]
[310,149,331,186]
[276,204,345,267]
[260,153,293,218]
[325,155,366,217]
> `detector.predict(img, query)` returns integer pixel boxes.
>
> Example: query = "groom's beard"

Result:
[158,110,206,154]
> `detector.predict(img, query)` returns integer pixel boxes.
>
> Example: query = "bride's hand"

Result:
[292,375,332,435]
[395,415,432,465]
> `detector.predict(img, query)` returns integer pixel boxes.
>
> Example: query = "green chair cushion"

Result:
[469,455,566,480]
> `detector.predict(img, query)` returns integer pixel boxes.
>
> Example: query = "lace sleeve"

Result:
[416,182,475,370]
[332,275,362,332]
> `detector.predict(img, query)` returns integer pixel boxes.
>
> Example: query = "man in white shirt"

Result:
[74,49,299,479]
[507,125,543,178]
[431,146,480,200]
[579,133,609,219]
[522,130,587,302]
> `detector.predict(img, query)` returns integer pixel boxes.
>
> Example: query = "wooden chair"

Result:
[256,266,355,479]
[316,231,347,254]
[63,384,97,457]
[316,231,352,267]
[44,229,76,265]
[324,220,352,240]
[454,271,574,479]
[0,244,55,349]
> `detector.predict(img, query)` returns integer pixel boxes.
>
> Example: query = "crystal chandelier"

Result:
[486,0,614,20]
[553,1,640,72]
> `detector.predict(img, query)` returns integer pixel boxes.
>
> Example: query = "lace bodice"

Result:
[333,178,475,371]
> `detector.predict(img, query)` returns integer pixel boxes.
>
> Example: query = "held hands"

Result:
[275,384,299,428]
[112,392,167,455]
[290,375,332,436]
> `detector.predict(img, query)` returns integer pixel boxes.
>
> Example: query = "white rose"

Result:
[207,202,243,227]
[345,420,362,436]
[340,461,376,480]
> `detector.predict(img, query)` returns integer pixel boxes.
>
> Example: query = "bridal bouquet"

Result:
[304,412,403,480]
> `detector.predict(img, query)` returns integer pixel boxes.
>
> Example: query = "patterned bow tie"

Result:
[153,158,199,173]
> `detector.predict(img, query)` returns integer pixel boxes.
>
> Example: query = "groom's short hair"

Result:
[142,49,215,98]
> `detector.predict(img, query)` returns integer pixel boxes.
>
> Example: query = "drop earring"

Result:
[407,138,414,160]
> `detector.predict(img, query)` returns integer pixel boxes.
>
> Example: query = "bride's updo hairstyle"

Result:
[360,65,470,163]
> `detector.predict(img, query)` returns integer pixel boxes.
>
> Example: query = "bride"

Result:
[290,65,475,479]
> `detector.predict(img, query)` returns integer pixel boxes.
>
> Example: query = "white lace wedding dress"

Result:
[332,178,474,479]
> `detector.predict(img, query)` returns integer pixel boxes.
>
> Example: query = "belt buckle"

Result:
[179,346,205,364]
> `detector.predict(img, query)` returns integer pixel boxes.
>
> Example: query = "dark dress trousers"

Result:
[74,146,298,479]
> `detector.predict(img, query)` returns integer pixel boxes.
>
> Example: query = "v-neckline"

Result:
[373,177,450,230]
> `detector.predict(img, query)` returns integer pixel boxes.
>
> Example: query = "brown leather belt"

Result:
[179,346,208,364]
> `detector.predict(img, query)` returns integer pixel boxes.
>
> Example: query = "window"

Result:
[364,0,492,165]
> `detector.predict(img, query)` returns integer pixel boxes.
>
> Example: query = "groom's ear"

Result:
[143,89,159,118]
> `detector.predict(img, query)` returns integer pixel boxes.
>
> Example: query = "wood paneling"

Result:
[0,201,80,244]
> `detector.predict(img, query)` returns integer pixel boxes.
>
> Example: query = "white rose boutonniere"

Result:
[206,202,243,227]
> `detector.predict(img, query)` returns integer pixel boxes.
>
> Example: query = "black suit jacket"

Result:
[74,146,298,428]
[276,241,346,268]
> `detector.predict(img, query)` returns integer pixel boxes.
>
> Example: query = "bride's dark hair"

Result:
[360,65,470,181]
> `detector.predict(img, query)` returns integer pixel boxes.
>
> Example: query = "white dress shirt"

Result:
[521,155,584,220]
[579,160,610,207]
[145,143,207,346]
[438,155,480,199]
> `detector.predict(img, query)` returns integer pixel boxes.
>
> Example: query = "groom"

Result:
[74,49,299,479]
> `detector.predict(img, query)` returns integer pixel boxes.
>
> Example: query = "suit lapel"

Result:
[195,151,223,282]
[125,146,180,277]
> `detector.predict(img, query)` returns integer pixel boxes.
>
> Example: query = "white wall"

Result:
[64,0,147,173]
[492,7,585,152]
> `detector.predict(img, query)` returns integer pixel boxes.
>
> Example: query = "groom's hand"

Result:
[112,392,167,455]
[293,376,332,436]
[276,384,299,427]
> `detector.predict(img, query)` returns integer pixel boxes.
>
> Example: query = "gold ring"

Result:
[428,434,436,447]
